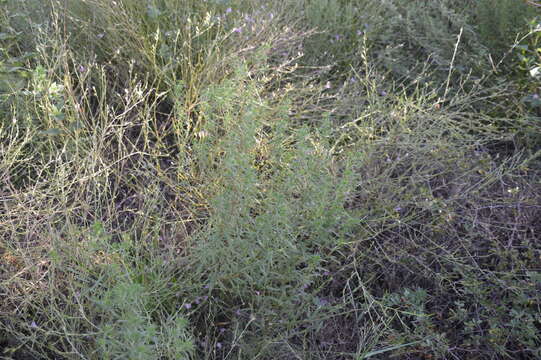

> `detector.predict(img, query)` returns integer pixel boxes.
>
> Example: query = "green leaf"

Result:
[53,113,65,121]
[40,128,62,136]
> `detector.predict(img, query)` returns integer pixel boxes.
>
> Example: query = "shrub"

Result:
[474,0,539,61]
[1,222,195,359]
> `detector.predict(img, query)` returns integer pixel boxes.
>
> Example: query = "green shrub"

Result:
[176,62,359,358]
[1,222,195,359]
[290,0,486,87]
[474,0,538,61]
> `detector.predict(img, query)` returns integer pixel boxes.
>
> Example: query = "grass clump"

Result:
[1,0,540,359]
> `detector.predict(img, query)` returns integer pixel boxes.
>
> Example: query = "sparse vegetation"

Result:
[1,0,540,359]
